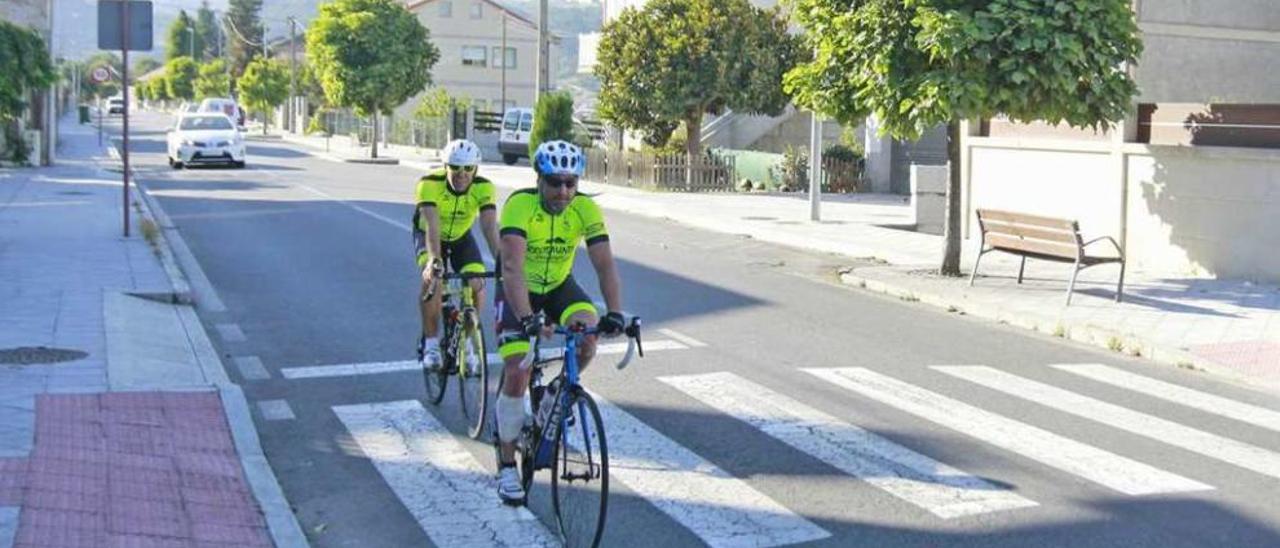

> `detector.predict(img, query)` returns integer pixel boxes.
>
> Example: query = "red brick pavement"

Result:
[2,392,272,548]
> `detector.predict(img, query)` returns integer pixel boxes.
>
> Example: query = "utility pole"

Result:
[121,0,132,238]
[500,14,507,110]
[809,112,823,221]
[288,16,298,133]
[536,0,549,101]
[187,27,196,59]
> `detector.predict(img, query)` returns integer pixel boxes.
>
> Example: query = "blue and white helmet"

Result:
[443,139,482,166]
[533,140,585,177]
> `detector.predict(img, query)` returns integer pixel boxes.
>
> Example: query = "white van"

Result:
[497,107,534,165]
[198,98,246,129]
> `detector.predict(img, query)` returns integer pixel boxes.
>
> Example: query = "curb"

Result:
[105,142,311,547]
[837,267,1278,393]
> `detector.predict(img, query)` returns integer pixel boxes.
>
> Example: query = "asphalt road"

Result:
[116,111,1280,547]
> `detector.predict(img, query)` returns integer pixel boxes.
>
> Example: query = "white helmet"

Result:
[443,139,482,166]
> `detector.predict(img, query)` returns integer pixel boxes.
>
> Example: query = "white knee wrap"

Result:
[496,394,527,443]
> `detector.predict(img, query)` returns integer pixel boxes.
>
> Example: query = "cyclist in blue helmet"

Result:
[492,140,628,504]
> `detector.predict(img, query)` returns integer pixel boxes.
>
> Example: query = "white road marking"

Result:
[660,372,1037,518]
[214,323,247,343]
[937,366,1280,481]
[234,356,271,381]
[295,182,409,233]
[805,368,1211,495]
[280,339,689,380]
[333,400,558,547]
[257,400,295,421]
[657,329,708,348]
[588,392,831,547]
[1052,363,1280,433]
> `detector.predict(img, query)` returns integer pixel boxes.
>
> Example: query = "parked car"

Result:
[106,97,125,115]
[198,98,246,128]
[498,107,534,165]
[166,113,246,169]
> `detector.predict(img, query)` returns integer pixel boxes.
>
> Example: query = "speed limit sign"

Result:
[92,67,110,83]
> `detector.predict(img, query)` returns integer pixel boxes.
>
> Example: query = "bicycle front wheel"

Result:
[551,388,609,548]
[421,340,448,406]
[457,317,490,439]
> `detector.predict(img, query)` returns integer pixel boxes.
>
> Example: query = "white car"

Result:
[498,107,534,165]
[167,114,246,169]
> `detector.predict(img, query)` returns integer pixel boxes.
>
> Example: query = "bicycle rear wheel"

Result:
[457,316,490,439]
[551,388,609,548]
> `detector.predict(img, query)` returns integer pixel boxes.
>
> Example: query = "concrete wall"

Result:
[1135,0,1280,102]
[963,135,1280,282]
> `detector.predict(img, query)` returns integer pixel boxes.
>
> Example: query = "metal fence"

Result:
[315,110,449,150]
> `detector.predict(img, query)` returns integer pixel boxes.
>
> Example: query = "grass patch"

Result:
[900,293,920,303]
[1053,324,1067,338]
[1106,336,1124,352]
[140,218,161,257]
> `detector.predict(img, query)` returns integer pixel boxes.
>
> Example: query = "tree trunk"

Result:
[262,110,268,135]
[940,119,963,277]
[684,111,703,190]
[371,111,380,159]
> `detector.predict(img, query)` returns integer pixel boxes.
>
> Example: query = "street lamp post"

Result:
[186,28,196,60]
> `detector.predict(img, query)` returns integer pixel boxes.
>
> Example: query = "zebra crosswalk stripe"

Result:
[804,367,1211,495]
[660,372,1038,519]
[936,366,1280,481]
[589,391,831,547]
[333,400,559,547]
[1051,363,1280,433]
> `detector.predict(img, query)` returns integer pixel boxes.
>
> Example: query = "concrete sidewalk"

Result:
[0,115,306,547]
[272,127,1280,393]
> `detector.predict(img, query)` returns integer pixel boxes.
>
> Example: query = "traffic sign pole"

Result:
[121,0,131,238]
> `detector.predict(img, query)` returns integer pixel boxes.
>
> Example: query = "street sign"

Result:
[97,1,153,51]
[91,67,110,83]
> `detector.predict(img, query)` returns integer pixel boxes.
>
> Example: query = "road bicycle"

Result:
[497,313,643,547]
[420,269,499,439]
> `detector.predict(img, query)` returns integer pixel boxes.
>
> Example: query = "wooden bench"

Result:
[971,209,1126,306]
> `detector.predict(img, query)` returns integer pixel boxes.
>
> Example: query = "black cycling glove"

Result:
[597,312,626,337]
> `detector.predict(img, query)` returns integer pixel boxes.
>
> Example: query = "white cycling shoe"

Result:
[496,466,525,505]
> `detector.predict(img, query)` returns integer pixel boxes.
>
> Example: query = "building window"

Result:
[461,46,488,67]
[492,47,517,69]
[439,1,452,17]
[470,2,483,19]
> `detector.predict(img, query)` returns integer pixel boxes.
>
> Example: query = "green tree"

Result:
[0,21,56,164]
[308,0,440,158]
[134,57,163,76]
[595,0,802,161]
[529,91,575,158]
[195,59,231,100]
[785,0,1142,276]
[149,75,171,104]
[164,57,199,101]
[226,0,264,77]
[166,10,204,61]
[238,57,289,134]
[195,1,222,59]
[136,80,152,103]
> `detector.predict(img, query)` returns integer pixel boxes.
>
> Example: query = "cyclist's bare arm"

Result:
[419,204,442,259]
[480,208,501,265]
[588,241,622,315]
[500,234,534,318]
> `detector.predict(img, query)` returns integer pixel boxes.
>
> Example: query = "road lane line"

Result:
[333,400,558,547]
[257,400,295,421]
[661,372,1037,518]
[1052,363,1280,433]
[937,366,1280,481]
[233,356,271,381]
[805,367,1211,495]
[588,392,831,547]
[657,329,708,348]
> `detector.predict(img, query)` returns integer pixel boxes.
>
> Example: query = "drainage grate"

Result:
[0,346,89,365]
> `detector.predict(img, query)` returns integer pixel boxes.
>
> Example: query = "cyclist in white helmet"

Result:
[492,140,628,504]
[413,139,500,371]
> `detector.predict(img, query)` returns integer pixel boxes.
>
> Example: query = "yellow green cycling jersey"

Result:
[414,170,496,242]
[500,189,609,294]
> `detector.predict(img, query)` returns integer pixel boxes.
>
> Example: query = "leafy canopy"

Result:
[0,21,56,121]
[784,0,1143,140]
[529,91,576,158]
[594,0,803,148]
[306,0,440,117]
[238,57,290,118]
[165,56,200,101]
[195,59,231,100]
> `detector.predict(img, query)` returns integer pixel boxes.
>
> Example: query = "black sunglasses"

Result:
[447,164,476,173]
[542,176,578,189]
